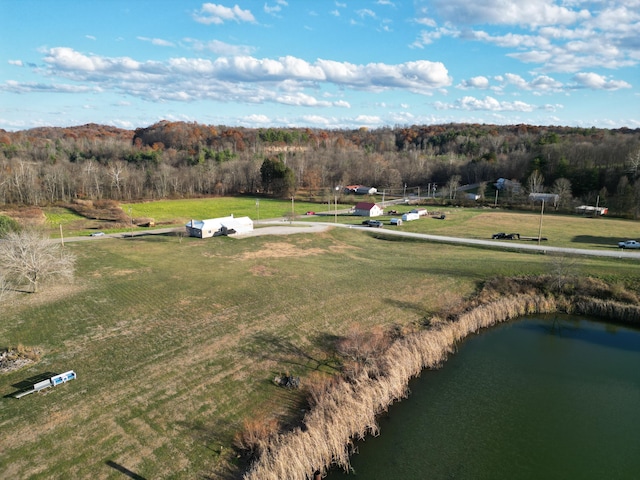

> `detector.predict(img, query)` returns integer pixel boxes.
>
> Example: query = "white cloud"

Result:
[430,0,590,28]
[137,37,175,47]
[459,76,490,89]
[184,38,255,56]
[8,60,23,66]
[571,72,632,90]
[241,114,271,124]
[413,0,640,73]
[27,47,451,108]
[193,3,255,25]
[0,80,100,94]
[357,9,376,19]
[435,95,536,112]
[264,0,288,16]
[354,114,383,124]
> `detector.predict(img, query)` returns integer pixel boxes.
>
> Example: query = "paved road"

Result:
[63,220,640,261]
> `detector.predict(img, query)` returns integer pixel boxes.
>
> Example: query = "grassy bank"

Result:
[1,220,639,479]
[242,276,640,480]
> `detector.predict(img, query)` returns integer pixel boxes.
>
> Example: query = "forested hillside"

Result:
[1,121,639,217]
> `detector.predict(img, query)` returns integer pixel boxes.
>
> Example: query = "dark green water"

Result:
[326,316,640,479]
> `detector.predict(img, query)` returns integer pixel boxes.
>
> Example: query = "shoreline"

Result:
[241,276,640,480]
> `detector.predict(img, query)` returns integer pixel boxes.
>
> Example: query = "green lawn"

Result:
[2,200,637,479]
[122,197,346,225]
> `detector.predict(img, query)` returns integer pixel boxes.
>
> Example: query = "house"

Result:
[185,215,253,238]
[353,202,384,217]
[494,178,522,194]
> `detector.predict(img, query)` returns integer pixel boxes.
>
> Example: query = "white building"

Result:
[353,202,384,217]
[185,215,254,238]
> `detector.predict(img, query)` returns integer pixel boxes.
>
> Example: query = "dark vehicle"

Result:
[492,232,520,240]
[362,219,383,228]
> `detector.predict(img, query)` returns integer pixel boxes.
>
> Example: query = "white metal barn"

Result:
[185,215,254,238]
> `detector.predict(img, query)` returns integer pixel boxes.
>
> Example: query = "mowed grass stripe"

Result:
[1,227,639,478]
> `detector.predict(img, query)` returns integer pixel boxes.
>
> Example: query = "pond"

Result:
[326,315,640,479]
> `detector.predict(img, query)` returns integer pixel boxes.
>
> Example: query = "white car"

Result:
[90,232,105,237]
[618,240,640,249]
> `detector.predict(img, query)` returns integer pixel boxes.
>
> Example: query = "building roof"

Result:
[354,202,378,210]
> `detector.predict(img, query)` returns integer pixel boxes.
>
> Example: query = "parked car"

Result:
[89,232,105,237]
[305,211,315,215]
[618,240,640,249]
[362,219,383,228]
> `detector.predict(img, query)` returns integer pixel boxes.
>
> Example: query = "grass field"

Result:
[46,196,640,251]
[2,199,639,479]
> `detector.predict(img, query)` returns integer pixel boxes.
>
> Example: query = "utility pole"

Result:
[538,200,545,245]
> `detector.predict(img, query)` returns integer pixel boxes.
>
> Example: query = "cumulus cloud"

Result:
[459,76,490,89]
[429,0,589,28]
[435,95,536,112]
[193,3,255,25]
[27,47,451,107]
[571,72,632,90]
[413,0,639,74]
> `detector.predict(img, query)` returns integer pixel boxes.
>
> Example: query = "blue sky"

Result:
[1,0,638,131]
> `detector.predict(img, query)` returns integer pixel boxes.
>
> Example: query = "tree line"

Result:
[1,121,639,217]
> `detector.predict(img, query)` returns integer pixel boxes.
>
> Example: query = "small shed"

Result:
[410,208,429,217]
[402,212,420,221]
[354,202,384,217]
[186,215,253,238]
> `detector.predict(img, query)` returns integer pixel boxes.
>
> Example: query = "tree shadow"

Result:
[571,235,626,247]
[241,332,341,373]
[105,460,147,480]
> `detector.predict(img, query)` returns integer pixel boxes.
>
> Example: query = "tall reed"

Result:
[242,277,639,480]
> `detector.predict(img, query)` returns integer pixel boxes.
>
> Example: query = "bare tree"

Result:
[527,170,545,193]
[0,229,75,293]
[445,174,461,200]
[551,177,573,208]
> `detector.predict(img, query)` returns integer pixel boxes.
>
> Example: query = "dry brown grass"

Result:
[241,275,640,480]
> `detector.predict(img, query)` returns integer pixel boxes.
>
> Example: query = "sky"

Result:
[1,0,639,132]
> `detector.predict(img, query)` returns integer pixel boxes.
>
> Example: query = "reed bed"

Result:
[242,277,640,480]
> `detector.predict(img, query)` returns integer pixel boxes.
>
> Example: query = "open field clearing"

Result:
[1,200,637,479]
[122,197,345,226]
[38,197,640,251]
[2,224,639,479]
